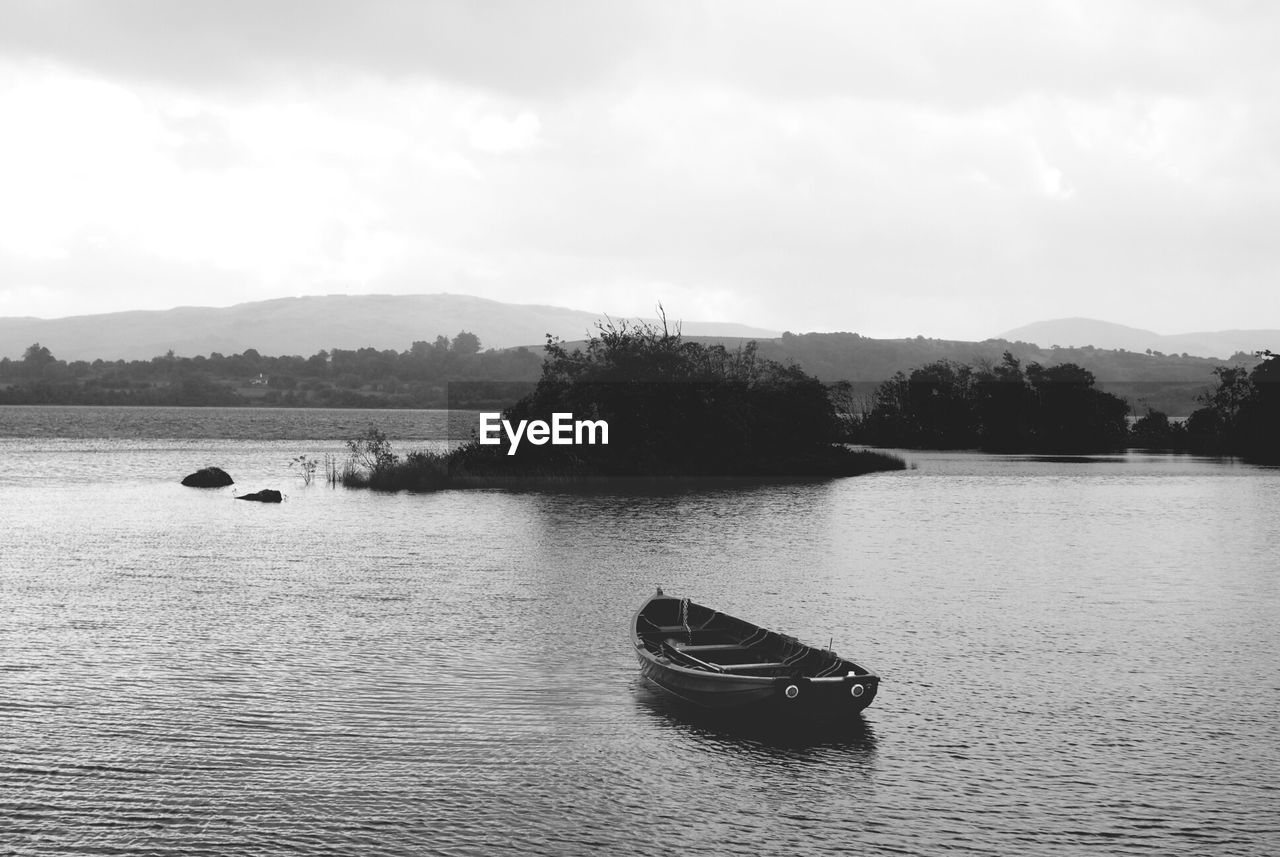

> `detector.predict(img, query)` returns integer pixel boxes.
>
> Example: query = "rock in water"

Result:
[181,466,234,487]
[236,489,283,503]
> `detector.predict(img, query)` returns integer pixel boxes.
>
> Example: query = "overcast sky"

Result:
[1,1,1277,340]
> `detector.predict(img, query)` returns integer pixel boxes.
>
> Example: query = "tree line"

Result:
[0,335,542,408]
[8,332,1278,463]
[1171,353,1280,462]
[753,330,1258,416]
[848,352,1130,452]
[848,349,1279,461]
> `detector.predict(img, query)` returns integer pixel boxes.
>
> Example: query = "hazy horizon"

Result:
[3,2,1279,339]
[2,291,1279,346]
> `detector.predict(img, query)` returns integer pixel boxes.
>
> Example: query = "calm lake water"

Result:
[2,406,1277,856]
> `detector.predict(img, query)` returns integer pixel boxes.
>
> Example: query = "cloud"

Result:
[1,2,1278,337]
[10,2,1273,108]
[464,109,542,154]
[655,1,1280,106]
[0,0,657,96]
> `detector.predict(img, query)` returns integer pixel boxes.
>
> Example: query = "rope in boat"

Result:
[679,597,691,636]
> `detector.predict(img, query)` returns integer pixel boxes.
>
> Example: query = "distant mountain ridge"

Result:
[999,318,1278,360]
[6,297,1270,363]
[0,294,781,362]
[1,296,1265,416]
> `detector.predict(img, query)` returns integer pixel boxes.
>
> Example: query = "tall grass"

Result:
[325,454,343,487]
[341,449,454,491]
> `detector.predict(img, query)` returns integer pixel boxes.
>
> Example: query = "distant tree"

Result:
[855,352,1129,452]
[1025,362,1130,451]
[1204,365,1252,431]
[306,350,330,376]
[16,343,58,380]
[22,343,54,365]
[1186,365,1252,453]
[827,379,857,430]
[240,348,263,372]
[859,360,979,448]
[451,331,482,356]
[910,361,979,448]
[1182,355,1280,460]
[1130,409,1187,451]
[1240,351,1280,462]
[1184,406,1225,452]
[973,352,1037,451]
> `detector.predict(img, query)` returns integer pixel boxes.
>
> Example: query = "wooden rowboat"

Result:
[632,588,879,716]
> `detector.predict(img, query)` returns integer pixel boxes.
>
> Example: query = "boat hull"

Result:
[632,591,879,718]
[636,652,879,717]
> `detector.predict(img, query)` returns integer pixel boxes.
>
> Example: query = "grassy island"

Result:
[342,319,906,490]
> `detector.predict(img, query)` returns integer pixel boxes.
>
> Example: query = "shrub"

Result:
[340,317,906,490]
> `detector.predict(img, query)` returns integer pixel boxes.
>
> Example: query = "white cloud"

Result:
[464,109,541,154]
[0,0,659,96]
[1,2,1279,336]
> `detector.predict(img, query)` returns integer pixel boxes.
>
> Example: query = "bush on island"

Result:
[343,318,905,489]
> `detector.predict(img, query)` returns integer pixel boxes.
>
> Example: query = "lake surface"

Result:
[2,406,1277,856]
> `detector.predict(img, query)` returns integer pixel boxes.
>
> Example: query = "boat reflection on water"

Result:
[631,678,878,757]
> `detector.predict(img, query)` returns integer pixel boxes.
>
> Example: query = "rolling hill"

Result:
[751,331,1260,415]
[0,294,780,362]
[998,318,1277,360]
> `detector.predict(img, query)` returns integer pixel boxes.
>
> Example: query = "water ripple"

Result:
[2,430,1279,855]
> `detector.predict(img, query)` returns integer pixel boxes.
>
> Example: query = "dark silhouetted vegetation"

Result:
[3,328,1260,419]
[1182,352,1280,462]
[0,333,541,408]
[850,349,1280,459]
[851,352,1131,452]
[4,327,1259,420]
[1129,409,1188,451]
[753,332,1260,416]
[340,319,906,490]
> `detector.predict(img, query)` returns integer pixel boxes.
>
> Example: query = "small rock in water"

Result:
[236,489,283,503]
[181,466,234,487]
